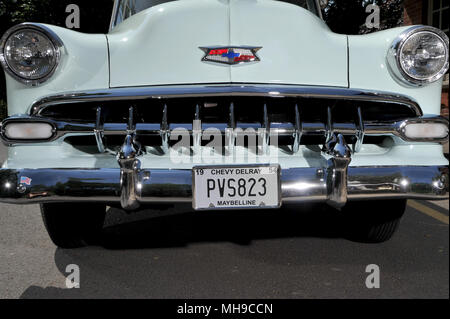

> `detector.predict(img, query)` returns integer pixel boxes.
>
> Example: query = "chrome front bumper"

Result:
[0,165,448,207]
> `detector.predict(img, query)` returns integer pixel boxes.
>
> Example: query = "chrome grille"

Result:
[37,95,418,153]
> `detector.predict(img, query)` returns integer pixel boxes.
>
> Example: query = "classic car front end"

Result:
[0,0,448,248]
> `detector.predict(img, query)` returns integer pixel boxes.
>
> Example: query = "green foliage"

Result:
[323,0,404,34]
[0,0,113,33]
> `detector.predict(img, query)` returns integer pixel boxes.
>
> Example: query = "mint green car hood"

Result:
[107,0,348,88]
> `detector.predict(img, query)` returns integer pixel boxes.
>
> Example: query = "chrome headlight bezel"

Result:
[387,26,449,87]
[0,23,64,86]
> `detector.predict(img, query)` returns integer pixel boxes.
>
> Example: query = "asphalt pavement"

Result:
[0,144,448,299]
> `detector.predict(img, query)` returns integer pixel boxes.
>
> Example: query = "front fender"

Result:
[348,26,444,116]
[3,23,109,116]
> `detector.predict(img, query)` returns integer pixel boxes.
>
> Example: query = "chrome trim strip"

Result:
[0,166,447,205]
[28,85,423,117]
[2,115,448,145]
[0,23,64,86]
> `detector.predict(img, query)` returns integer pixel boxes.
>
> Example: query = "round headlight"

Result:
[0,24,63,86]
[388,26,449,86]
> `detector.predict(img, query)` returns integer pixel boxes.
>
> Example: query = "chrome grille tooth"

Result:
[193,104,202,153]
[292,103,302,153]
[325,105,334,143]
[227,102,236,151]
[263,103,269,129]
[161,104,169,153]
[354,106,365,153]
[127,106,136,132]
[261,103,270,154]
[195,103,201,121]
[229,101,236,129]
[124,106,141,154]
[94,106,106,153]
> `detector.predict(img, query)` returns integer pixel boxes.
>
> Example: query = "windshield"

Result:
[111,0,321,29]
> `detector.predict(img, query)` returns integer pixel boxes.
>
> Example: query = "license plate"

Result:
[192,165,281,210]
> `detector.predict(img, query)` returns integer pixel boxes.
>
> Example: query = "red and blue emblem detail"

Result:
[200,46,262,65]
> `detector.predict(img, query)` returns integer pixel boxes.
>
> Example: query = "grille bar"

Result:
[228,102,236,152]
[292,104,302,154]
[262,103,270,154]
[354,106,365,153]
[40,120,421,141]
[325,106,333,143]
[161,104,169,153]
[94,106,106,153]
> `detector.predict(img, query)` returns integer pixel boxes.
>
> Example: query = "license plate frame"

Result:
[192,164,281,210]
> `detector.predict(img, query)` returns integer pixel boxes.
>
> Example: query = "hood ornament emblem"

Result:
[199,46,262,65]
